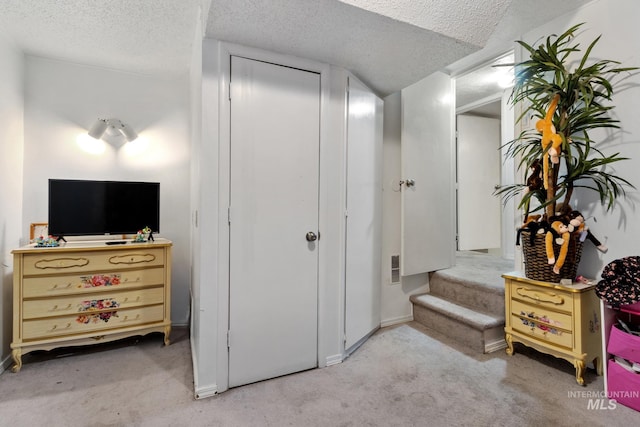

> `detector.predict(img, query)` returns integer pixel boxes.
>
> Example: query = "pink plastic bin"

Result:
[607,359,640,411]
[608,324,640,363]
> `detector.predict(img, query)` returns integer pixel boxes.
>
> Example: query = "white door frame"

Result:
[453,51,516,260]
[216,42,335,393]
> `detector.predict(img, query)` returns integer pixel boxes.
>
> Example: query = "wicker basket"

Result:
[520,230,583,283]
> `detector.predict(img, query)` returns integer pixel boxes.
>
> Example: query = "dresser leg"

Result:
[505,333,514,356]
[164,325,171,346]
[593,356,603,376]
[11,348,22,373]
[574,359,586,386]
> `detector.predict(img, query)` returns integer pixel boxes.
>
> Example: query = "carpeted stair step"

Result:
[429,271,505,318]
[410,293,505,353]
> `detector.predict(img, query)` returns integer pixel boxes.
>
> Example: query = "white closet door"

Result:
[344,76,383,350]
[228,56,320,388]
[400,71,455,275]
[457,114,501,251]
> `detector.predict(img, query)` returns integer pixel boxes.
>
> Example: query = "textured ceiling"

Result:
[337,0,510,48]
[206,0,511,96]
[0,0,203,75]
[0,0,593,98]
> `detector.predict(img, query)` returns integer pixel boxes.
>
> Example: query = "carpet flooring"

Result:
[0,324,637,426]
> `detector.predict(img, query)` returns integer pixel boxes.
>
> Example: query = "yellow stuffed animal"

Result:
[546,220,570,274]
[535,94,563,189]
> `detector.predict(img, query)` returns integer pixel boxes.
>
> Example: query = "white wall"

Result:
[0,34,24,371]
[519,0,640,279]
[380,92,429,325]
[22,56,192,324]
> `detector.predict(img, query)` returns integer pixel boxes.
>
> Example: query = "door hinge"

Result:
[228,206,231,224]
[227,330,231,348]
[229,81,232,101]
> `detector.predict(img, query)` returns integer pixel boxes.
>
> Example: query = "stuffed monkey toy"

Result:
[516,214,544,246]
[546,220,570,274]
[535,94,563,189]
[523,159,543,194]
[568,210,608,253]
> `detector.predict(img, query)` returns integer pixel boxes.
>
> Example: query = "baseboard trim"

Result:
[0,354,12,374]
[485,338,507,354]
[345,326,379,357]
[381,314,413,328]
[325,354,343,366]
[191,338,218,399]
[195,384,218,400]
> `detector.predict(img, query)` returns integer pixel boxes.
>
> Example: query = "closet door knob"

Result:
[305,232,318,242]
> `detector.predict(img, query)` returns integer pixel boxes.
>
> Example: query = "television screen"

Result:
[48,179,160,237]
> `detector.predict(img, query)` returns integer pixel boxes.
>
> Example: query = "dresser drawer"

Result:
[511,298,573,349]
[510,282,573,314]
[22,248,165,276]
[22,287,164,320]
[22,304,164,340]
[511,313,573,349]
[22,267,165,298]
[511,299,573,332]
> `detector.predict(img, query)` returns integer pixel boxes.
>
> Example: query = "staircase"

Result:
[410,251,514,353]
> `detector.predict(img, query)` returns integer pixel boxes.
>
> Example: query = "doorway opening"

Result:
[454,52,515,259]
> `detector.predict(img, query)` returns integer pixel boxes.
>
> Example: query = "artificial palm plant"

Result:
[496,23,636,222]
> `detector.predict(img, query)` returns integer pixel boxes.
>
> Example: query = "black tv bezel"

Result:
[47,179,160,237]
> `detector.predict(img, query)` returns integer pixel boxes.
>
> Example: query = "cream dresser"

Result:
[503,271,602,385]
[11,238,172,372]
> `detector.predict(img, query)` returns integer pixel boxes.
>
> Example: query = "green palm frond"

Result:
[494,22,638,219]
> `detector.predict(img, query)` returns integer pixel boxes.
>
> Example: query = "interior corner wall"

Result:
[520,0,640,278]
[189,8,212,397]
[21,56,192,325]
[381,91,428,326]
[0,35,24,370]
[191,37,221,397]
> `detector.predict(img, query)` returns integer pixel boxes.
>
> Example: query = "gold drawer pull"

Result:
[35,257,89,270]
[122,296,141,303]
[123,277,141,283]
[49,323,71,332]
[50,282,73,291]
[50,304,72,312]
[109,254,156,265]
[123,314,141,322]
[516,287,564,305]
[92,335,106,341]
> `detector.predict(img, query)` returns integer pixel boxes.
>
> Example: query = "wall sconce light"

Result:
[88,118,138,143]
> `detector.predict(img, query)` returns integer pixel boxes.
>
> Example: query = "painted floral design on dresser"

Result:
[78,274,121,289]
[76,298,120,324]
[520,311,563,335]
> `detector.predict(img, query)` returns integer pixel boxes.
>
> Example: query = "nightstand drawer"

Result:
[22,304,164,340]
[511,282,573,314]
[23,287,164,319]
[512,299,573,331]
[511,311,573,349]
[22,248,165,276]
[23,267,165,298]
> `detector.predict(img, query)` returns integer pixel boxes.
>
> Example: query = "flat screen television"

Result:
[48,179,160,237]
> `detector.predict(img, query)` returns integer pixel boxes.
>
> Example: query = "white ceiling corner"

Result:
[0,0,594,99]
